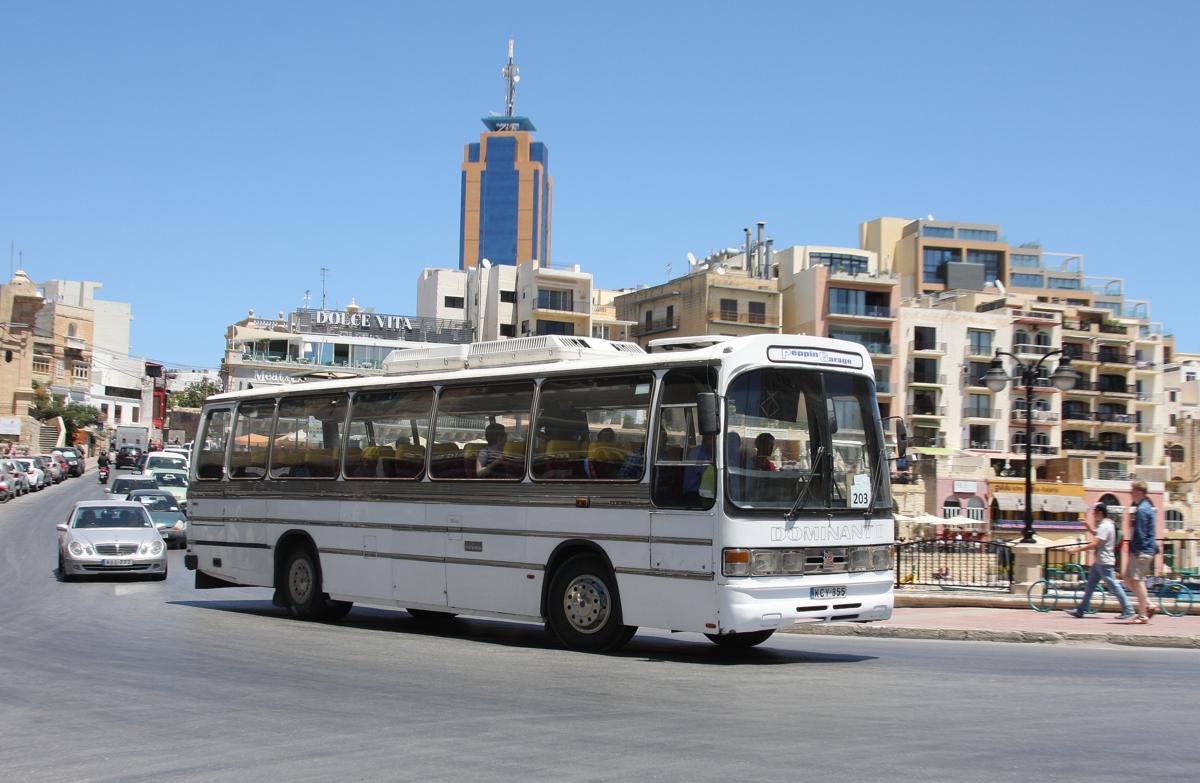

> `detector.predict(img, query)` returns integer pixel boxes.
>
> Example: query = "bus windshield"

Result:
[725,368,889,513]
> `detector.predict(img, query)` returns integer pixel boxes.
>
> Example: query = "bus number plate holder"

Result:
[810,586,846,600]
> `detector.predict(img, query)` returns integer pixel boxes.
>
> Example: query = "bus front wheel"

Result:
[282,546,352,622]
[705,630,775,649]
[546,554,636,653]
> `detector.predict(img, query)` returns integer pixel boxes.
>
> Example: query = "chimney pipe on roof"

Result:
[743,228,752,277]
[765,237,774,280]
[756,222,766,279]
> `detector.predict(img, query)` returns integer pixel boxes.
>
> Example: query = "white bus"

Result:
[184,333,900,652]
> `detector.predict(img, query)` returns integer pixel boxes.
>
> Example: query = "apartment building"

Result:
[614,248,781,349]
[32,293,94,404]
[0,271,46,448]
[589,288,635,342]
[418,261,599,341]
[776,245,899,417]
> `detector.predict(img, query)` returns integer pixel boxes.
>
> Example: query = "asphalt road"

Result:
[1,470,1195,782]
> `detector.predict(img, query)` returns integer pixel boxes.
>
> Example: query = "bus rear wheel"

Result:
[705,630,775,649]
[546,554,636,653]
[282,546,352,621]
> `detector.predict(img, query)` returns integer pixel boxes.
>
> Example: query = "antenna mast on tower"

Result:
[320,267,329,310]
[502,38,520,118]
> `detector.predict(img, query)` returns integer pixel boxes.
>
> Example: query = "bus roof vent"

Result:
[646,335,734,353]
[382,345,470,375]
[466,335,645,369]
[382,337,644,375]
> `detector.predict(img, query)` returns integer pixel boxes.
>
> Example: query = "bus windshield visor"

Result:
[725,368,889,512]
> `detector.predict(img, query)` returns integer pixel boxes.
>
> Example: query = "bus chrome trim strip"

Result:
[190,539,272,549]
[614,567,714,581]
[187,516,712,547]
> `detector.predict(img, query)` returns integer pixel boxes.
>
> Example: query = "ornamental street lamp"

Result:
[983,349,1079,544]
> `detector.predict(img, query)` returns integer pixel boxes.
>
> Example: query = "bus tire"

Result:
[704,630,775,649]
[545,554,636,653]
[406,608,458,621]
[281,546,352,621]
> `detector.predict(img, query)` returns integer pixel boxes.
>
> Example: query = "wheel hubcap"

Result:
[289,559,314,604]
[562,574,610,634]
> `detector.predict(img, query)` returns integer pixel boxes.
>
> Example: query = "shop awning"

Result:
[1063,496,1089,513]
[1032,494,1088,514]
[912,447,953,456]
[993,493,1025,511]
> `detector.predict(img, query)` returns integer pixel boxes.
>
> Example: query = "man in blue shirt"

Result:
[1124,479,1158,623]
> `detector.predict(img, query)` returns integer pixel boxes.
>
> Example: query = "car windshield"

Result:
[71,507,152,528]
[725,367,890,513]
[154,473,187,487]
[134,494,181,512]
[147,457,186,469]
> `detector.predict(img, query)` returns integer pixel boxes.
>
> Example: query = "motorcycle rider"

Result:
[96,448,111,481]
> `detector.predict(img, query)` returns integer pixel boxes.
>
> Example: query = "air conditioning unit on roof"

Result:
[382,336,644,375]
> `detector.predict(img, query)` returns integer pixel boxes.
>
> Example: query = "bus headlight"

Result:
[872,545,893,571]
[722,549,750,577]
[849,547,872,571]
[782,550,807,573]
[751,550,781,576]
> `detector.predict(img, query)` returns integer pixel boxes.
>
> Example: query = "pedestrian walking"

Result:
[1124,479,1159,623]
[1062,502,1136,620]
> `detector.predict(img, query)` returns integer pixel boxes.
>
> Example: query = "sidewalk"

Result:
[781,606,1200,649]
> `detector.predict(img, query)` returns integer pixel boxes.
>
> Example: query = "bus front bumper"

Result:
[717,573,894,634]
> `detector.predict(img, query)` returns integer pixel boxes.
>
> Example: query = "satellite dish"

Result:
[716,266,727,276]
[926,214,935,221]
[481,258,492,269]
[687,252,698,267]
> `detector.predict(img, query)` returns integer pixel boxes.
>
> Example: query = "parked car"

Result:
[115,445,143,470]
[107,474,160,501]
[56,500,168,581]
[128,489,187,548]
[16,458,47,491]
[2,460,30,495]
[51,447,84,477]
[148,468,189,507]
[36,454,64,484]
[164,445,189,456]
[144,452,188,474]
[0,462,15,501]
[49,452,71,479]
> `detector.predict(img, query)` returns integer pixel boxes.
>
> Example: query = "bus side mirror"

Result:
[895,418,908,459]
[696,393,720,436]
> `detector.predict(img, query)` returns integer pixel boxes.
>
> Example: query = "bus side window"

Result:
[343,388,433,480]
[432,382,534,480]
[531,374,652,481]
[196,409,232,480]
[229,401,275,480]
[652,367,717,510]
[270,394,348,479]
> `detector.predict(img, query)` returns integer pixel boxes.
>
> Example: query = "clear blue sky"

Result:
[2,1,1196,368]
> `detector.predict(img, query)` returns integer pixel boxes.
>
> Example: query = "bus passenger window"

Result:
[532,374,652,481]
[270,394,348,479]
[229,401,275,480]
[196,409,231,480]
[343,388,432,480]
[652,367,717,509]
[432,383,534,480]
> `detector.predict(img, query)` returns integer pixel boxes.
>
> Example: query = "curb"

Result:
[895,591,1200,617]
[779,623,1200,649]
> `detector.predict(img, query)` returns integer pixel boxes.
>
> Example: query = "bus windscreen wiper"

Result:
[785,445,825,522]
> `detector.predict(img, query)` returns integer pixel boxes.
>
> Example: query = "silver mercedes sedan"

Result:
[57,500,168,581]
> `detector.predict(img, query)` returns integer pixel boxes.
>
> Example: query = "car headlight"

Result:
[150,540,164,555]
[68,541,85,556]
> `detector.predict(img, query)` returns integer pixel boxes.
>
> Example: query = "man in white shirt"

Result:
[1062,502,1136,621]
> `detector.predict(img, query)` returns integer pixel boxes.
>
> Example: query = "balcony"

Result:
[1097,353,1135,366]
[632,317,679,337]
[32,357,51,377]
[1064,380,1099,394]
[1063,440,1137,455]
[1136,423,1162,434]
[909,340,947,355]
[906,405,947,418]
[1013,343,1055,356]
[1095,412,1136,424]
[964,345,994,360]
[909,374,947,387]
[1096,384,1137,397]
[910,435,946,449]
[1098,468,1131,481]
[1011,310,1060,325]
[708,310,780,327]
[862,342,894,356]
[1011,409,1060,424]
[65,336,87,351]
[1136,392,1163,403]
[943,506,987,521]
[1098,322,1128,336]
[963,408,1000,420]
[827,269,898,285]
[1063,350,1098,363]
[1029,444,1060,456]
[965,440,1004,452]
[827,303,894,319]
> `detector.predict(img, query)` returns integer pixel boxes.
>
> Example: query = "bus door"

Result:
[189,406,235,570]
[649,367,718,575]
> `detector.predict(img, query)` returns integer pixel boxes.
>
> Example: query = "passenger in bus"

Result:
[682,434,716,500]
[476,423,508,478]
[616,443,645,479]
[752,433,778,472]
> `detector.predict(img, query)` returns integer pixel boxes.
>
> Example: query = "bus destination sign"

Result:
[767,346,864,370]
